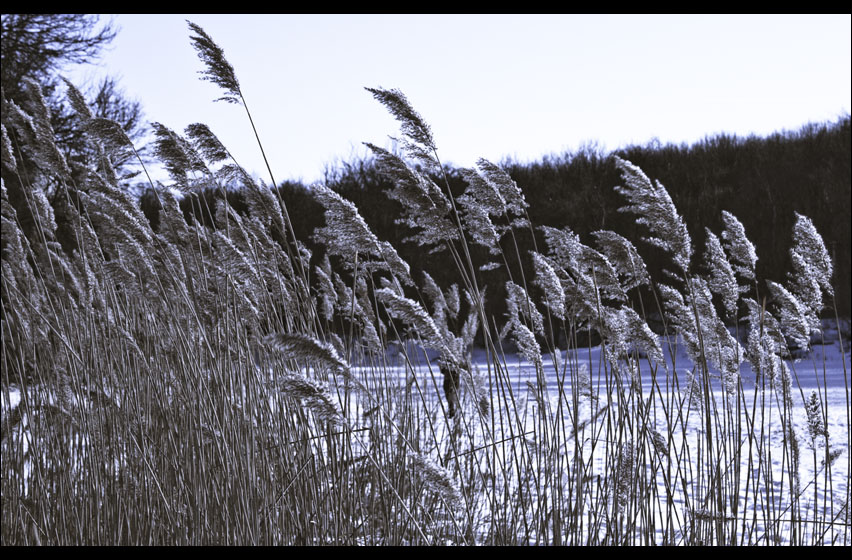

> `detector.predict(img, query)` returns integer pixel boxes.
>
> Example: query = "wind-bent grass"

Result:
[1,22,849,545]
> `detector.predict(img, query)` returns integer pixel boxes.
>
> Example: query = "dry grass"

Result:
[1,22,848,545]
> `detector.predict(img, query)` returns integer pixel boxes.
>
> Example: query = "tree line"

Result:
[274,114,851,328]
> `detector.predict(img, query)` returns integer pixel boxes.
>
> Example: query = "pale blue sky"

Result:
[67,14,852,186]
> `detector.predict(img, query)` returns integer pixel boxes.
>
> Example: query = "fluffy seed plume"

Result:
[364,143,457,252]
[502,283,543,368]
[622,305,666,367]
[459,289,482,352]
[1,123,16,173]
[457,194,500,254]
[597,306,663,370]
[365,87,436,154]
[185,122,230,164]
[311,184,411,284]
[314,255,336,322]
[541,225,625,303]
[475,158,529,219]
[276,374,344,426]
[187,21,242,104]
[790,213,833,296]
[312,184,380,258]
[18,78,70,177]
[506,281,545,336]
[787,213,833,328]
[766,280,811,351]
[445,283,460,319]
[704,228,738,320]
[151,122,206,190]
[422,271,451,331]
[264,332,351,379]
[614,156,692,274]
[457,159,529,254]
[576,364,597,403]
[408,452,462,510]
[375,287,457,367]
[87,117,134,147]
[591,230,650,291]
[459,166,505,216]
[658,279,742,392]
[614,443,635,514]
[743,298,787,385]
[720,210,757,284]
[531,251,566,321]
[61,77,93,121]
[334,272,384,354]
[805,390,829,444]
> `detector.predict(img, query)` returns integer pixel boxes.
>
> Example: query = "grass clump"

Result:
[1,22,848,546]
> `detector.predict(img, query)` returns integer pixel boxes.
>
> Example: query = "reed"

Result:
[1,22,848,545]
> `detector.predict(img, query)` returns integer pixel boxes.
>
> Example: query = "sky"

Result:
[65,14,852,186]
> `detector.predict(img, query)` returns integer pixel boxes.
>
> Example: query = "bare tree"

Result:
[1,14,148,185]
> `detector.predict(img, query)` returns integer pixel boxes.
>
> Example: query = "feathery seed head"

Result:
[408,452,462,510]
[18,78,70,178]
[475,158,529,217]
[312,184,412,285]
[185,123,230,164]
[364,142,457,251]
[187,21,242,104]
[788,213,833,324]
[805,391,829,443]
[720,210,757,283]
[276,374,344,426]
[445,283,460,319]
[704,228,739,319]
[591,230,650,291]
[766,279,811,351]
[505,281,545,337]
[87,117,134,147]
[531,251,566,321]
[614,156,692,273]
[457,196,501,254]
[615,443,635,513]
[365,87,436,153]
[264,332,351,379]
[61,77,93,121]
[375,286,457,367]
[422,271,450,329]
[1,123,17,173]
[151,122,206,190]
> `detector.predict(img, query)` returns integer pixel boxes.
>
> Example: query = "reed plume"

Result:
[613,156,692,274]
[591,230,650,292]
[275,373,344,426]
[703,228,738,320]
[364,87,437,168]
[187,20,242,105]
[408,451,462,511]
[363,143,457,252]
[531,250,566,321]
[18,78,71,179]
[264,332,351,380]
[719,210,757,286]
[805,390,829,444]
